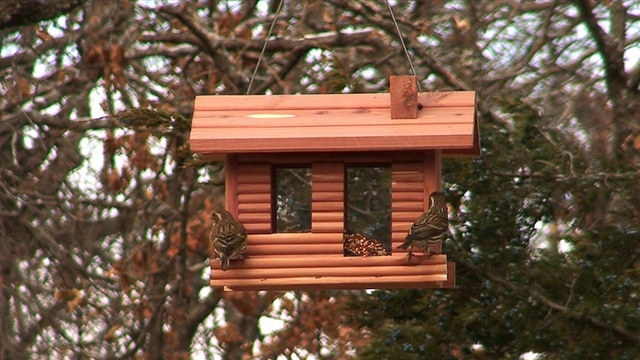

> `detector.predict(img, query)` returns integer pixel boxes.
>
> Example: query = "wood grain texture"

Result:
[390,75,418,119]
[237,183,271,194]
[391,192,424,202]
[237,151,427,163]
[246,243,343,256]
[442,262,456,288]
[191,91,477,154]
[192,107,473,128]
[237,212,271,223]
[236,163,272,234]
[312,162,345,234]
[391,202,425,212]
[224,154,238,216]
[310,221,344,233]
[213,253,445,268]
[236,163,271,182]
[312,182,343,192]
[391,161,428,247]
[419,91,476,107]
[212,274,448,288]
[213,264,446,279]
[208,253,454,291]
[312,202,343,212]
[392,162,425,172]
[237,172,271,184]
[311,191,343,202]
[312,162,343,175]
[220,281,453,291]
[194,93,393,111]
[392,182,424,192]
[194,92,474,111]
[424,150,441,199]
[237,202,272,213]
[391,172,423,182]
[247,233,343,245]
[238,193,271,203]
[193,121,466,137]
[311,212,344,222]
[312,173,343,182]
[243,223,272,233]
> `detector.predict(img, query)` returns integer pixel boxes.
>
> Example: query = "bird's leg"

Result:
[407,246,414,260]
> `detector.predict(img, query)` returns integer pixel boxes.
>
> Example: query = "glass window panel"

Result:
[274,167,311,233]
[344,166,391,255]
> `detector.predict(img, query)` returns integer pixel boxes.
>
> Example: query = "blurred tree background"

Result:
[1,0,639,359]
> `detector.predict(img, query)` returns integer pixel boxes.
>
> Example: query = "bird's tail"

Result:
[220,257,230,271]
[396,241,410,249]
[403,232,421,241]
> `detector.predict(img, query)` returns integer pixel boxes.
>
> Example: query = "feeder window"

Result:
[273,166,312,233]
[344,165,391,256]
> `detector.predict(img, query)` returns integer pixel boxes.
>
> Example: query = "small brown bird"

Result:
[397,191,448,258]
[210,209,247,271]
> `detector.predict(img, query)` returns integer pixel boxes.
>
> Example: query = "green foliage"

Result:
[344,94,640,358]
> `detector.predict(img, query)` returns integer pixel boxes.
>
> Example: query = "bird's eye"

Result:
[211,212,221,223]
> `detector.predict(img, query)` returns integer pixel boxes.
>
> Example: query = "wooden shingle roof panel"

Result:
[190,91,478,155]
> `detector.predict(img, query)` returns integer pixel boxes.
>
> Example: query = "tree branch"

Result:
[457,257,640,343]
[178,290,223,346]
[0,0,86,30]
[574,0,631,161]
[574,0,627,95]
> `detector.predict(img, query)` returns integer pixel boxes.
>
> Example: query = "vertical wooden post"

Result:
[423,150,442,253]
[423,150,441,200]
[225,154,239,217]
[236,161,272,233]
[390,75,418,119]
[311,162,344,233]
[442,262,456,288]
[391,162,425,251]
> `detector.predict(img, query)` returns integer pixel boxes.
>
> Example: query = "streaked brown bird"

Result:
[397,191,448,258]
[210,209,247,271]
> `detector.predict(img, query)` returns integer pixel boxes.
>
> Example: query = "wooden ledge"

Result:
[210,254,455,291]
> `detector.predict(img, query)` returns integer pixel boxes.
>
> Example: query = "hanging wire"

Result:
[384,0,423,92]
[247,0,284,95]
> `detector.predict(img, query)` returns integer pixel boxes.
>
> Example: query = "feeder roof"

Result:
[190,91,478,157]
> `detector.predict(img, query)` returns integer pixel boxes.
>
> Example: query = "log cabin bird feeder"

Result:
[190,76,479,291]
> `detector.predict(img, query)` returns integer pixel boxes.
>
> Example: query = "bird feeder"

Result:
[190,76,479,291]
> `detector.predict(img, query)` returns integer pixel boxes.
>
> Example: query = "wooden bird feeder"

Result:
[190,76,479,291]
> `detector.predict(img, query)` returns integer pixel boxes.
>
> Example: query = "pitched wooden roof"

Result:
[190,91,478,157]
